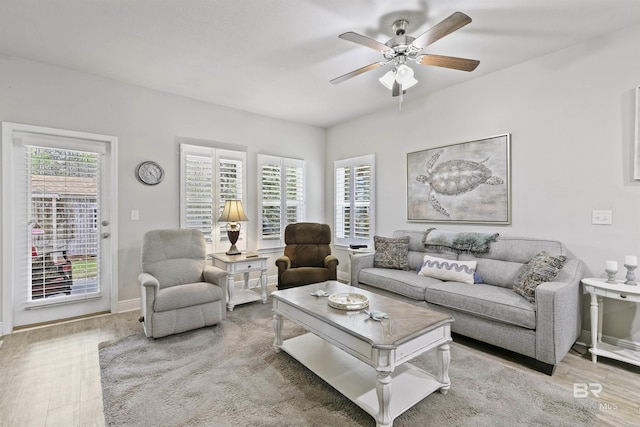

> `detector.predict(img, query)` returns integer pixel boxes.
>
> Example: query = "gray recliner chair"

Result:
[138,229,227,338]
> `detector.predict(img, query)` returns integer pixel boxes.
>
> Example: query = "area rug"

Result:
[100,301,596,426]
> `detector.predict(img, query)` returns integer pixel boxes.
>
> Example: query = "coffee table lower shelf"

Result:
[279,332,445,424]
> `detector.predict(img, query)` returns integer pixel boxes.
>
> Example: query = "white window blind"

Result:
[258,154,305,248]
[180,144,247,253]
[27,145,100,300]
[334,154,375,248]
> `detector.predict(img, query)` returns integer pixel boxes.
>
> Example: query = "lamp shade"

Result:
[217,200,248,223]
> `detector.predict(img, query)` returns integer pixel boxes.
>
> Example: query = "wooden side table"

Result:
[581,278,640,367]
[211,253,268,311]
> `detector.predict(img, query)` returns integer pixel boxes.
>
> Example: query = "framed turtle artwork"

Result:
[406,133,511,224]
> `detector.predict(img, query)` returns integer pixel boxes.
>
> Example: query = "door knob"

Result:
[101,232,110,239]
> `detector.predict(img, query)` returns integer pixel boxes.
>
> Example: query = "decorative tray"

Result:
[327,292,369,311]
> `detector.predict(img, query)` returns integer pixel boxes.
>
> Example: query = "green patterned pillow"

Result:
[374,236,410,270]
[513,251,567,303]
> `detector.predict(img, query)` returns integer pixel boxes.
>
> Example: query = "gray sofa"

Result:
[350,230,585,374]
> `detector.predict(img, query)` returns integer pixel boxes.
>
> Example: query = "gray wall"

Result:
[0,54,325,310]
[326,24,640,343]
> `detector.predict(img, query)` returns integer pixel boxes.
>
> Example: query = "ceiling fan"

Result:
[330,11,480,98]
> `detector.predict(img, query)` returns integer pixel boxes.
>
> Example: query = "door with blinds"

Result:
[2,123,117,331]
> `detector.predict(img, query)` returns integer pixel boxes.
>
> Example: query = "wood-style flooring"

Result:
[0,310,638,426]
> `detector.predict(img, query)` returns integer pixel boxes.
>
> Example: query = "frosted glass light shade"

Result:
[378,71,395,90]
[378,68,418,91]
[395,64,414,84]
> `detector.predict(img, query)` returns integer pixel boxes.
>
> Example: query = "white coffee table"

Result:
[272,281,453,427]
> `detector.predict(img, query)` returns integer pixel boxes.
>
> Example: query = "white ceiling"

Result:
[1,0,639,128]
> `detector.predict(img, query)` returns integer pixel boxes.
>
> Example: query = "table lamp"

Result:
[217,200,248,255]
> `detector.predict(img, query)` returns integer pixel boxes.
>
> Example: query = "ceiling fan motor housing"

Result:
[392,19,409,36]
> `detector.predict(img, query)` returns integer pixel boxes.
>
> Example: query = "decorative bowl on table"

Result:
[327,292,369,311]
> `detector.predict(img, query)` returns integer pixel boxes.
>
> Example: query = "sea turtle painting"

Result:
[415,150,504,219]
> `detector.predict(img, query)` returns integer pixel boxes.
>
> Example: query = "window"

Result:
[180,143,247,253]
[334,154,375,248]
[258,154,305,248]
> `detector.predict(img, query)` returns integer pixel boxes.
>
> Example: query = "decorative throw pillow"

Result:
[513,251,567,303]
[418,254,478,284]
[374,236,410,270]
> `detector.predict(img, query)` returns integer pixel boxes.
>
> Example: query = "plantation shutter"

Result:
[27,144,101,300]
[216,149,246,251]
[335,165,351,241]
[182,146,214,246]
[258,155,305,248]
[334,154,375,247]
[285,160,304,226]
[353,163,372,240]
[261,159,281,240]
[180,144,247,253]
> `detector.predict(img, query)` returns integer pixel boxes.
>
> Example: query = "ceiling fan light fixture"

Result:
[379,69,418,91]
[401,75,418,90]
[378,70,396,90]
[395,64,414,84]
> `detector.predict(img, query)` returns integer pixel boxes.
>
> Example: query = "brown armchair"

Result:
[275,223,339,290]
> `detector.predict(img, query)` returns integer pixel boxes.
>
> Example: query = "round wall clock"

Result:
[136,161,164,185]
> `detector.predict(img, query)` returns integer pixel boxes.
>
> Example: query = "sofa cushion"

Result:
[418,254,477,285]
[154,282,223,312]
[359,268,440,300]
[426,282,537,329]
[513,251,567,303]
[373,236,410,270]
[459,255,524,289]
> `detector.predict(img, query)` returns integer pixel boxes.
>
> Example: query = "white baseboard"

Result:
[337,271,350,284]
[118,298,141,313]
[577,330,640,352]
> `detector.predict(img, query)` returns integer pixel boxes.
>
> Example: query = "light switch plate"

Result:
[592,210,612,225]
[131,210,139,221]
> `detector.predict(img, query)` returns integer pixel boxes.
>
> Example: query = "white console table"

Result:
[211,253,268,311]
[582,278,640,367]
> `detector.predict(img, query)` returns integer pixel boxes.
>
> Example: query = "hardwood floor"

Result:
[0,311,141,427]
[0,310,638,426]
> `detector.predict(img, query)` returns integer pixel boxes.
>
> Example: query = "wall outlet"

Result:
[592,210,612,225]
[131,209,139,221]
